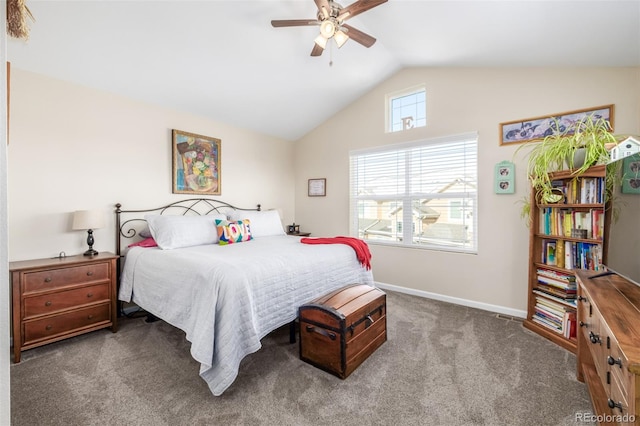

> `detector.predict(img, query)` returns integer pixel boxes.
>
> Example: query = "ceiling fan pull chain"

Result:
[329,41,334,67]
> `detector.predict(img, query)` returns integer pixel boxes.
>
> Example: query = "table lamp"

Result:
[72,209,105,256]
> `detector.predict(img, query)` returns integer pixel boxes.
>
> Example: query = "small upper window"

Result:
[387,85,426,133]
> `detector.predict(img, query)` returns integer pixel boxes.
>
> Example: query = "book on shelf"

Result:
[538,207,604,239]
[563,311,577,339]
[533,289,577,308]
[562,176,605,204]
[532,295,576,336]
[564,240,573,269]
[536,275,576,290]
[542,240,557,266]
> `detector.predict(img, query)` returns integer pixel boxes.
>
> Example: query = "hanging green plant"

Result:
[516,114,622,218]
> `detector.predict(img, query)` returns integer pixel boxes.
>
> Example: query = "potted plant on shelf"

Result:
[517,114,622,217]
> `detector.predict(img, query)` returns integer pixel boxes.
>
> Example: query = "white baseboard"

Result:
[375,281,527,319]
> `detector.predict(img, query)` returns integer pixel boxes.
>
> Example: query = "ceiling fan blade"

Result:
[342,24,376,48]
[271,19,319,28]
[311,43,324,57]
[314,0,331,19]
[338,0,388,21]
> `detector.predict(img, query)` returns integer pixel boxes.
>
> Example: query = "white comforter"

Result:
[119,235,374,395]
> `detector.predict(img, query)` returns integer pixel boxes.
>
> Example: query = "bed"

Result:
[115,199,374,396]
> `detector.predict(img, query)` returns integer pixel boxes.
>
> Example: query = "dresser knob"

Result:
[87,315,94,320]
[44,277,52,283]
[607,356,623,368]
[87,293,93,298]
[589,331,601,344]
[86,271,94,276]
[608,398,623,411]
[45,325,52,330]
[44,301,52,307]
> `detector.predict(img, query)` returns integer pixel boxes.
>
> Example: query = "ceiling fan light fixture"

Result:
[320,19,336,38]
[334,30,349,48]
[314,34,328,49]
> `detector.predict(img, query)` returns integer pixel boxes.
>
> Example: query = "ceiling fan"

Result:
[271,0,387,57]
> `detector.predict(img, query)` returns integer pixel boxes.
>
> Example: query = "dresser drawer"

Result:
[23,283,110,319]
[609,340,634,405]
[23,303,111,344]
[23,263,110,293]
[609,374,630,419]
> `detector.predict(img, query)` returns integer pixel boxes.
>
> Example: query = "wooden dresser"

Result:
[10,252,118,362]
[576,269,640,425]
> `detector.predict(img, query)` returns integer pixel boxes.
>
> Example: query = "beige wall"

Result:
[294,67,640,315]
[7,69,295,261]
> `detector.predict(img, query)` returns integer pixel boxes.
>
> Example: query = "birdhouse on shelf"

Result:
[610,136,640,163]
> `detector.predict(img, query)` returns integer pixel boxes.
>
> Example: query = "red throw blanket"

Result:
[301,236,372,270]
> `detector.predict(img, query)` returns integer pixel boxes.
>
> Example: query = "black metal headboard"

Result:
[115,198,261,257]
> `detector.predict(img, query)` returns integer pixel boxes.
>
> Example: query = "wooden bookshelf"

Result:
[523,165,611,353]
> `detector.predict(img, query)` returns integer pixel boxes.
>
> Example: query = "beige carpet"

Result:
[10,290,593,425]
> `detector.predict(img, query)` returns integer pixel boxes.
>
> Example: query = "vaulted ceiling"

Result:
[8,1,640,141]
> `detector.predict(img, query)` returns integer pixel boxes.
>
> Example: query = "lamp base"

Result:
[83,248,99,256]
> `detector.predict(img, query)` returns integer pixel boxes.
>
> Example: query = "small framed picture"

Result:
[494,161,515,194]
[308,178,326,197]
[622,153,640,194]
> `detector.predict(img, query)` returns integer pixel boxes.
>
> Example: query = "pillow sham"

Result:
[139,227,152,238]
[145,214,226,250]
[227,209,285,238]
[128,237,158,248]
[216,219,252,245]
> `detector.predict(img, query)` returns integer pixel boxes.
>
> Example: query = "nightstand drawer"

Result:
[23,283,110,319]
[23,263,110,293]
[23,303,111,344]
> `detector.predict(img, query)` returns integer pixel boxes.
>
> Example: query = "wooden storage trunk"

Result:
[299,284,386,379]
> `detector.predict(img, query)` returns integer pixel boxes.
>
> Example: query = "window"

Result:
[387,85,426,132]
[349,133,478,253]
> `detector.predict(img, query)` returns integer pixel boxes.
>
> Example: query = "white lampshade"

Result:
[334,30,349,48]
[72,209,105,230]
[314,34,328,49]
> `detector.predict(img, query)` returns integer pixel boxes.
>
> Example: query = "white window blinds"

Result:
[350,132,478,253]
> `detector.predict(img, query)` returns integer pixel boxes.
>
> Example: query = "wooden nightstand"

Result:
[10,252,118,363]
[287,232,311,237]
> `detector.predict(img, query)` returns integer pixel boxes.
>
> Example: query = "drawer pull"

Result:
[607,398,623,412]
[44,277,52,283]
[86,271,94,276]
[579,321,588,328]
[578,296,587,302]
[607,356,623,368]
[305,325,336,341]
[44,301,52,307]
[589,331,601,344]
[45,325,52,331]
[88,314,94,320]
[87,293,93,298]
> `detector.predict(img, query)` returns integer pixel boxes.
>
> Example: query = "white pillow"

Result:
[145,214,226,249]
[228,209,285,238]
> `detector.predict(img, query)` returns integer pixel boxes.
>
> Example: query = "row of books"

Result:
[551,177,605,204]
[539,207,605,240]
[532,295,577,339]
[541,239,603,270]
[535,268,576,305]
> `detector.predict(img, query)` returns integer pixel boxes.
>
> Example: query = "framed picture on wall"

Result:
[621,153,640,194]
[499,104,614,146]
[308,178,326,197]
[172,129,221,195]
[494,161,515,194]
